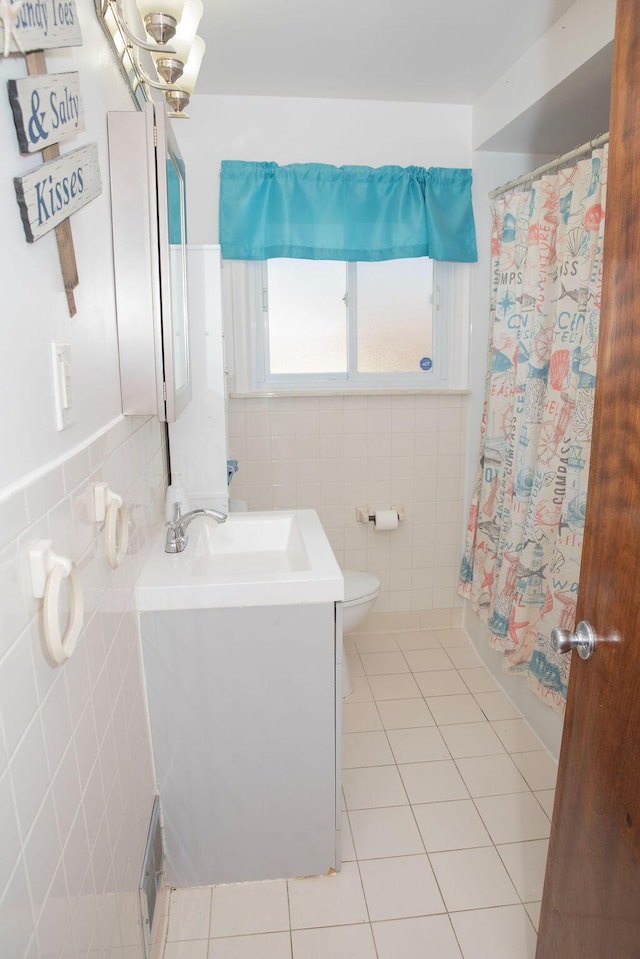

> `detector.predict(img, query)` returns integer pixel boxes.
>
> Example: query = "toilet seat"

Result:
[343,569,380,607]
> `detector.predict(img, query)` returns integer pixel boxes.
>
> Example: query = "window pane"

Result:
[267,260,347,374]
[356,258,433,373]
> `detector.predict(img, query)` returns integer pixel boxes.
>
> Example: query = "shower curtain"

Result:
[459,145,608,714]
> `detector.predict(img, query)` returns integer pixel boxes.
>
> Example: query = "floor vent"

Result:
[140,795,164,959]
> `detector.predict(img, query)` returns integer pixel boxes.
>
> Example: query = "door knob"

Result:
[551,620,620,660]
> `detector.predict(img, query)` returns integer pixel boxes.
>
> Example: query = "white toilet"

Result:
[341,569,380,697]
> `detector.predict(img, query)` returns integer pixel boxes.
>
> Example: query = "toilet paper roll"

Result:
[373,509,398,531]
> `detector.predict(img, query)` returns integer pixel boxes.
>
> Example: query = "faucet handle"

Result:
[171,501,183,523]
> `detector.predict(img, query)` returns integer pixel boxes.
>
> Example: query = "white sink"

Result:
[136,509,344,611]
[190,511,311,576]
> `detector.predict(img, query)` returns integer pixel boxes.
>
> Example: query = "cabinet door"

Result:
[107,104,191,422]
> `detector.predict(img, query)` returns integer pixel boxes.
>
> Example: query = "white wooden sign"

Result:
[8,72,84,154]
[0,0,81,54]
[14,142,101,242]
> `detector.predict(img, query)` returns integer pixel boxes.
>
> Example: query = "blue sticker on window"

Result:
[420,357,433,371]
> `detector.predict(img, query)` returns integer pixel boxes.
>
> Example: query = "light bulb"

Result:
[171,0,202,61]
[136,0,185,19]
[165,36,204,114]
[176,34,204,94]
[152,0,202,82]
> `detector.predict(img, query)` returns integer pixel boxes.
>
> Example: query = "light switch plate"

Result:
[51,343,74,430]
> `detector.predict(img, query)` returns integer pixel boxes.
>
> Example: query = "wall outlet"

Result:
[51,343,74,431]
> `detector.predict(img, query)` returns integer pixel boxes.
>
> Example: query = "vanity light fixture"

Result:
[95,0,206,117]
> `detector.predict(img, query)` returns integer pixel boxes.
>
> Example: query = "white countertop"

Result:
[136,509,344,611]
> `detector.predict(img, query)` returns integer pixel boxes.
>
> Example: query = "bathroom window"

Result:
[222,257,470,393]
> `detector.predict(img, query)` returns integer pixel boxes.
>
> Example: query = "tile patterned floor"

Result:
[162,627,558,959]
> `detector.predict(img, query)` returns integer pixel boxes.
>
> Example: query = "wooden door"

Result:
[536,1,640,955]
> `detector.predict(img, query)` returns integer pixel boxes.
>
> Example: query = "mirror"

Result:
[155,103,192,420]
[166,151,189,394]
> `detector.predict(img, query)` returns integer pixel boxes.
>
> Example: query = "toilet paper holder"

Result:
[356,506,405,524]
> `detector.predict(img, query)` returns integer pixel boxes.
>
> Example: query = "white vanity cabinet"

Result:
[139,601,341,886]
[107,102,191,422]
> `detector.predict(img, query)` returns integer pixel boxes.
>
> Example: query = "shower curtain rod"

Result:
[489,131,610,199]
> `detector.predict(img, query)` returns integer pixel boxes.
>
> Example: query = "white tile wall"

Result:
[0,416,166,959]
[227,394,467,614]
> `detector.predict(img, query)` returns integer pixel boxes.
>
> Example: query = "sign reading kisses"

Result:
[14,142,102,242]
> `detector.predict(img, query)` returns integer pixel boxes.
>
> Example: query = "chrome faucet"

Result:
[165,502,228,553]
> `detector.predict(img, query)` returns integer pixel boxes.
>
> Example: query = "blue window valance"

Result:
[219,161,477,263]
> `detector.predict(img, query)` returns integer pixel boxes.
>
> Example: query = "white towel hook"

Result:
[29,540,84,665]
[93,483,129,569]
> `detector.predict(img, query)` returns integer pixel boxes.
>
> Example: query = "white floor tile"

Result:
[208,932,292,959]
[343,676,374,703]
[210,881,289,938]
[291,924,377,959]
[349,806,425,860]
[288,861,368,929]
[440,722,506,759]
[511,751,558,791]
[372,914,463,959]
[167,887,212,941]
[367,673,422,701]
[342,702,383,733]
[444,647,481,669]
[343,765,408,810]
[458,668,500,694]
[403,649,454,672]
[456,754,530,797]
[475,793,551,844]
[398,760,469,805]
[341,812,356,861]
[342,732,395,768]
[413,799,492,852]
[376,698,434,729]
[393,630,441,651]
[360,652,410,675]
[534,789,555,818]
[355,634,400,654]
[387,727,450,764]
[413,670,469,697]
[491,719,544,753]
[450,904,537,959]
[497,840,549,902]
[429,847,520,912]
[435,628,471,648]
[359,855,444,921]
[426,694,486,725]
[525,901,542,931]
[474,691,522,721]
[164,942,208,959]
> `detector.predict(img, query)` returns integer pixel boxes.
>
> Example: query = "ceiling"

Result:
[196,0,579,103]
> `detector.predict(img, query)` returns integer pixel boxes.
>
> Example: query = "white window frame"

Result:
[222,258,470,394]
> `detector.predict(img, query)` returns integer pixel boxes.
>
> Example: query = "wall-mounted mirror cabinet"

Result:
[107,102,191,422]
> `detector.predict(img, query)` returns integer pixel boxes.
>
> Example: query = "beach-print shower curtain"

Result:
[459,145,608,714]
